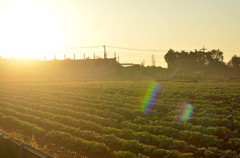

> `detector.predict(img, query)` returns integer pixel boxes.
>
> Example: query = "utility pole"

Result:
[141,60,145,67]
[74,54,76,60]
[103,45,107,59]
[200,46,207,52]
[152,55,155,67]
[94,53,95,59]
[152,55,153,66]
[84,53,85,59]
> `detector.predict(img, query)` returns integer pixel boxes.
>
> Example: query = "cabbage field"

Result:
[0,81,240,158]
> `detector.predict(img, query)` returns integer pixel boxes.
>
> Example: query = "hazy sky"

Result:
[0,0,239,67]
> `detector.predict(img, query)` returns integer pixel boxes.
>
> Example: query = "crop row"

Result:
[0,98,237,153]
[0,105,196,153]
[0,108,195,158]
[2,101,239,156]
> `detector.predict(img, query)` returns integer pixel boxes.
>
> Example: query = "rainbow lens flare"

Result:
[142,81,161,114]
[178,102,194,122]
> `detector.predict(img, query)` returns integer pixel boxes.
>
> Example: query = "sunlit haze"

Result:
[0,0,239,67]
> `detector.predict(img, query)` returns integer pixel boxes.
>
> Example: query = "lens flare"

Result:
[178,102,194,122]
[142,81,161,114]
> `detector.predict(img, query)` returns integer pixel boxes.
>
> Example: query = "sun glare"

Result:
[0,1,66,59]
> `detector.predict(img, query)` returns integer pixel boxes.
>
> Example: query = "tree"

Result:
[164,49,178,72]
[228,55,240,69]
[164,49,225,78]
[204,50,224,77]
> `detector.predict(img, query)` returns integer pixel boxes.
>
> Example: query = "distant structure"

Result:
[120,63,140,66]
[103,45,107,59]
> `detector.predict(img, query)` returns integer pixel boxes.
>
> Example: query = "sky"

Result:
[0,0,239,67]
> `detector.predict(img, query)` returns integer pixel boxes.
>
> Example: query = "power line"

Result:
[53,46,240,54]
[55,46,101,49]
[107,45,168,52]
[107,46,200,52]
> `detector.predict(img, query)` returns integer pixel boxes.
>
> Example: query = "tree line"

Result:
[164,49,240,78]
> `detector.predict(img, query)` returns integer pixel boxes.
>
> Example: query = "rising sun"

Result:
[0,1,66,59]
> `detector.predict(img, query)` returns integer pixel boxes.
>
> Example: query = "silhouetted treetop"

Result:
[228,55,240,69]
[164,49,224,76]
